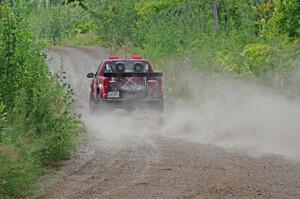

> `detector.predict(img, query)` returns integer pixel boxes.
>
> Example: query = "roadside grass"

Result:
[0,144,41,197]
[61,33,102,47]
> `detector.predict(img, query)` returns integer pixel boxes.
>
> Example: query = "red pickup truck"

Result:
[87,55,163,111]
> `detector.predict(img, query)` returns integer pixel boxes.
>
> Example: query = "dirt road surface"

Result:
[38,46,300,199]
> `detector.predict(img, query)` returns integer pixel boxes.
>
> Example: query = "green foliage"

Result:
[136,0,184,17]
[0,103,7,133]
[89,0,258,53]
[0,103,7,145]
[0,145,39,198]
[28,5,71,44]
[267,0,300,38]
[91,0,139,46]
[66,0,87,9]
[18,0,95,45]
[0,2,19,109]
[242,43,272,75]
[86,0,299,95]
[0,2,81,197]
[62,32,101,46]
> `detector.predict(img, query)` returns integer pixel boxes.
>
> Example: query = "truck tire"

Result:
[89,94,98,113]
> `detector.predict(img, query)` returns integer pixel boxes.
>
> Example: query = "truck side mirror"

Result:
[87,73,95,78]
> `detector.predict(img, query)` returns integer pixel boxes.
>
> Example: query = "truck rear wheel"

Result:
[89,94,98,113]
[149,99,164,112]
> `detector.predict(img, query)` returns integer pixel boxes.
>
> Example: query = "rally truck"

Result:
[87,55,163,111]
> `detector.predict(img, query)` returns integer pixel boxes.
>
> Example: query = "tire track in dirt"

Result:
[38,46,300,199]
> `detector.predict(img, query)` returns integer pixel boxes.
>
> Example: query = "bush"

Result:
[0,2,82,197]
[0,145,39,198]
[24,1,95,45]
[266,0,300,38]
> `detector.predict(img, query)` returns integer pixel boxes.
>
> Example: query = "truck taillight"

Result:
[147,80,158,98]
[147,77,163,98]
[102,77,109,98]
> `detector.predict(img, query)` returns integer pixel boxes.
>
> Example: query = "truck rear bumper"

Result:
[98,98,164,110]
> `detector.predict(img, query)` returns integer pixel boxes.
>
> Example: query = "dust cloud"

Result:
[81,71,300,160]
[164,73,300,159]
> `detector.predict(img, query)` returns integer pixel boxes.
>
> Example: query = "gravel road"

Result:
[38,46,300,199]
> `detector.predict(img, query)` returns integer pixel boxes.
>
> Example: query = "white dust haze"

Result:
[82,72,300,160]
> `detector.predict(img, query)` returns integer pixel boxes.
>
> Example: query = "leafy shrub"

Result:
[242,43,272,76]
[0,144,39,198]
[24,1,94,45]
[0,2,82,197]
[266,0,300,38]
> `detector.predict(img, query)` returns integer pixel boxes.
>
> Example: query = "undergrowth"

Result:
[0,3,82,198]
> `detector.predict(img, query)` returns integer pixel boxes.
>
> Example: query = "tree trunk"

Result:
[211,0,219,34]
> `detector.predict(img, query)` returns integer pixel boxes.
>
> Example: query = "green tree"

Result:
[268,0,300,37]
